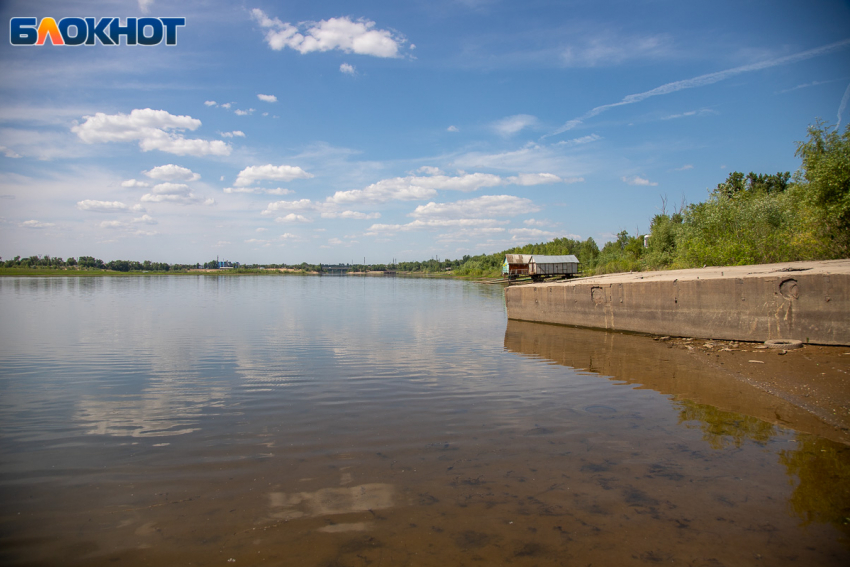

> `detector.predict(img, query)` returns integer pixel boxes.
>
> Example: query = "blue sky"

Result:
[1,0,849,265]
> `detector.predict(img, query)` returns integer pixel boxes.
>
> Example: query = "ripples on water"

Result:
[0,276,847,566]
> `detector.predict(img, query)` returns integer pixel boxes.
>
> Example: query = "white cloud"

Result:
[673,164,694,171]
[252,10,407,58]
[493,114,538,136]
[141,182,202,204]
[366,218,507,235]
[235,164,313,186]
[221,103,232,109]
[523,218,554,227]
[0,145,22,158]
[234,109,255,116]
[261,199,317,215]
[257,94,277,103]
[21,220,54,228]
[505,173,562,186]
[555,134,601,147]
[204,100,217,107]
[340,63,356,75]
[320,210,381,220]
[417,166,443,175]
[72,108,231,157]
[100,220,125,229]
[622,175,658,186]
[261,199,377,220]
[327,171,565,206]
[411,195,539,219]
[220,131,246,138]
[447,125,459,132]
[133,214,157,225]
[144,164,200,182]
[121,179,150,188]
[553,38,850,134]
[77,200,128,212]
[224,187,293,195]
[275,213,312,223]
[328,172,503,205]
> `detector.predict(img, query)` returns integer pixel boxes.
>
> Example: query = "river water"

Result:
[0,276,847,566]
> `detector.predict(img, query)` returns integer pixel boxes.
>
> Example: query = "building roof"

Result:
[529,255,580,264]
[504,254,533,264]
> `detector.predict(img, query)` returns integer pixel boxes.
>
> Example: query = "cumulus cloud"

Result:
[257,94,277,103]
[141,182,202,204]
[320,210,381,220]
[234,109,255,116]
[523,218,553,227]
[133,214,157,225]
[327,172,503,204]
[261,199,317,215]
[340,63,356,75]
[365,219,508,239]
[221,131,246,138]
[261,198,378,221]
[493,114,538,136]
[410,195,539,219]
[447,125,459,132]
[328,171,562,205]
[77,200,128,212]
[21,220,54,228]
[275,213,312,223]
[235,164,313,186]
[505,173,562,186]
[204,100,217,106]
[223,186,293,195]
[622,175,658,186]
[144,164,200,182]
[72,108,231,157]
[121,179,150,188]
[251,9,407,58]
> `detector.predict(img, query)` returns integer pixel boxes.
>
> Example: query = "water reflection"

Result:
[504,318,850,541]
[780,436,850,541]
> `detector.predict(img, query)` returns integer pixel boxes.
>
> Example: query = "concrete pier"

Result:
[504,259,850,345]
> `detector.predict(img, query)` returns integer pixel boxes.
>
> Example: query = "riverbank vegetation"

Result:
[3,122,846,279]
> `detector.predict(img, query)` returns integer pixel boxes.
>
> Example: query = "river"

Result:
[0,275,847,565]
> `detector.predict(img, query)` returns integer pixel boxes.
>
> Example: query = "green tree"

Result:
[794,120,850,256]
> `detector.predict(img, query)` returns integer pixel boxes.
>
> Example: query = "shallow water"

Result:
[0,276,847,566]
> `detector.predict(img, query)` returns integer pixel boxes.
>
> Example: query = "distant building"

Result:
[528,255,579,278]
[502,254,533,279]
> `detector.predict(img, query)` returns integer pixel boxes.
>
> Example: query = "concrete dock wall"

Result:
[504,260,850,345]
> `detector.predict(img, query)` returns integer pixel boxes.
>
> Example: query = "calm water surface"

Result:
[0,276,847,566]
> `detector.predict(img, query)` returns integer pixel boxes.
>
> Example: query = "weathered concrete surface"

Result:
[505,259,850,345]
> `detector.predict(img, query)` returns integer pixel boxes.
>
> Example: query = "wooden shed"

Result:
[502,254,533,279]
[528,255,580,279]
